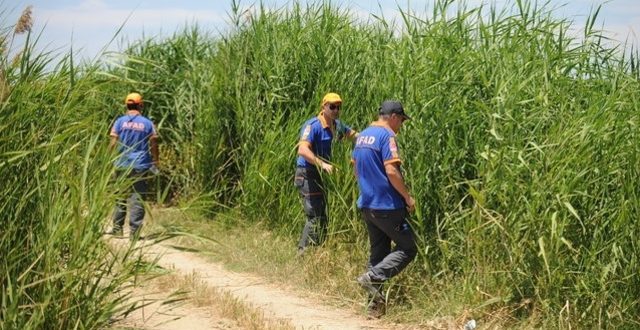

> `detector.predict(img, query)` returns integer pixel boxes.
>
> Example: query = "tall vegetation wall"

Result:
[3,0,640,327]
[119,1,640,326]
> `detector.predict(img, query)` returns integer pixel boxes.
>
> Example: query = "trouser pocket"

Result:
[295,167,327,218]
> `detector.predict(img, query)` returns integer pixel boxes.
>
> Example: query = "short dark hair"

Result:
[126,103,140,110]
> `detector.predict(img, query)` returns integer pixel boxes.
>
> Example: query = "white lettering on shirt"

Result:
[122,121,145,131]
[356,135,376,145]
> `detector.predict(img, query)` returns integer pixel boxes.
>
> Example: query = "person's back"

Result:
[112,113,155,170]
[353,124,405,211]
[106,92,158,240]
[352,100,416,319]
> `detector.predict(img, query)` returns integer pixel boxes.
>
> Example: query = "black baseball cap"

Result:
[378,100,410,120]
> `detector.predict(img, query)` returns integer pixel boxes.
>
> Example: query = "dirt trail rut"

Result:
[133,241,399,329]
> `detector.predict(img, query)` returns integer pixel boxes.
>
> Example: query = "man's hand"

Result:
[321,162,334,174]
[405,196,416,213]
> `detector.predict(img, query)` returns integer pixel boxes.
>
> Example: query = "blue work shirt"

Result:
[352,121,405,210]
[296,113,355,167]
[110,110,157,170]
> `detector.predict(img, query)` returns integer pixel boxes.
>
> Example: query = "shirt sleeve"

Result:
[298,122,315,147]
[382,135,401,165]
[109,118,121,137]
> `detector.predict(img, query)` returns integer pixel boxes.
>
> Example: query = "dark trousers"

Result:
[112,169,148,235]
[362,208,417,282]
[294,167,328,249]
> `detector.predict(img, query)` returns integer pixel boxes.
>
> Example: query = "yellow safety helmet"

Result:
[321,92,342,105]
[125,92,143,105]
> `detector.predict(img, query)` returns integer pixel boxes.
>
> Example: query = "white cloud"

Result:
[22,0,229,60]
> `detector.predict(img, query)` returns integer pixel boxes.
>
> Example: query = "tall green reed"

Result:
[213,1,640,327]
[0,8,163,328]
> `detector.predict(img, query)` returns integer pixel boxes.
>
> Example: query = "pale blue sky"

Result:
[7,0,640,63]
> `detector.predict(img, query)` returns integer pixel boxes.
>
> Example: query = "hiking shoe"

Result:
[366,299,386,319]
[296,247,305,258]
[357,273,384,301]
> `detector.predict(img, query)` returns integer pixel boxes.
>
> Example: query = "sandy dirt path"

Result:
[108,237,239,329]
[128,240,400,330]
[115,289,235,330]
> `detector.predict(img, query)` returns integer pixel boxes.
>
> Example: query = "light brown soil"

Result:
[109,236,405,329]
[115,290,234,330]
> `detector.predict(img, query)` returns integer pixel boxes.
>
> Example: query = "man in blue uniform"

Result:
[295,92,357,256]
[106,92,159,240]
[351,100,417,318]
